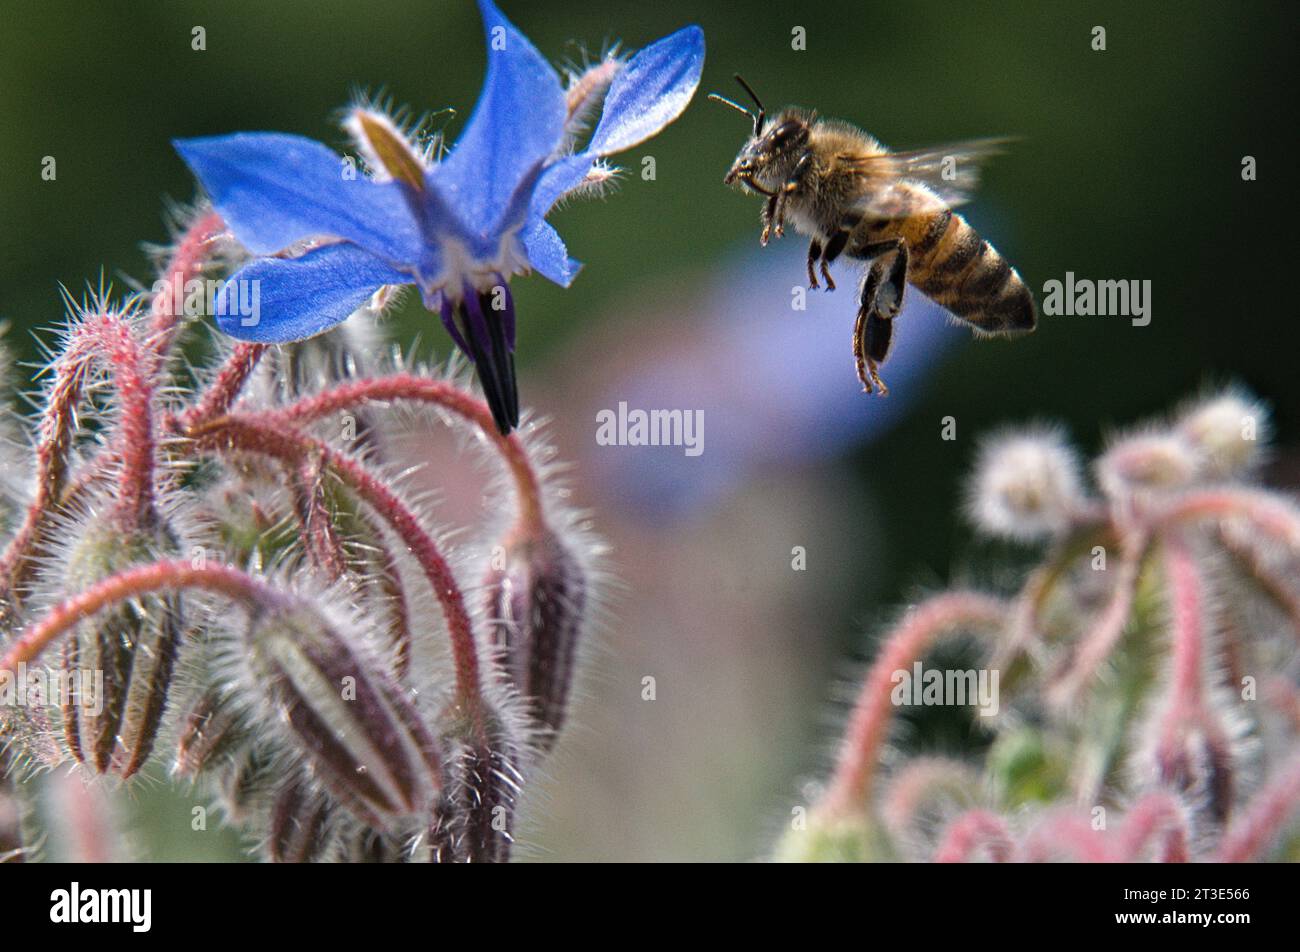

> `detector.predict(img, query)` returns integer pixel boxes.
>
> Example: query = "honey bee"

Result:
[711,76,1036,394]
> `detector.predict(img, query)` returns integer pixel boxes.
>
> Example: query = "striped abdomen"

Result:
[875,208,1036,335]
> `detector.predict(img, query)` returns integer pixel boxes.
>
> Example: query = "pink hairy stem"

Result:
[183,413,487,734]
[817,592,1007,818]
[933,809,1014,863]
[0,560,289,672]
[257,374,546,534]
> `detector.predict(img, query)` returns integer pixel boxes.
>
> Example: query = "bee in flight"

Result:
[711,75,1036,395]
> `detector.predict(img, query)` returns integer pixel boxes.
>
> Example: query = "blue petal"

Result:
[214,242,412,342]
[525,27,706,220]
[528,153,595,222]
[588,25,704,156]
[520,218,582,287]
[433,0,566,234]
[175,134,422,265]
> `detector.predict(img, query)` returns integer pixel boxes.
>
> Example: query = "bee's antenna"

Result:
[733,74,765,134]
[707,93,755,125]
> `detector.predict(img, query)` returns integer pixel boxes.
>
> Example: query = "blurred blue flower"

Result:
[174,0,704,433]
[571,241,971,518]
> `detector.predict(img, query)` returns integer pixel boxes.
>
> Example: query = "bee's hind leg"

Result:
[852,308,892,396]
[852,261,886,394]
[850,236,909,315]
[852,241,909,395]
[875,242,909,319]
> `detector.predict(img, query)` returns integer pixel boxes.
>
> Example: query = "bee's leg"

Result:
[783,152,815,196]
[760,194,780,246]
[769,153,815,245]
[874,241,909,319]
[850,236,909,317]
[851,239,909,395]
[852,307,872,393]
[853,263,888,395]
[819,231,849,291]
[806,239,823,289]
[851,310,895,396]
[866,312,894,371]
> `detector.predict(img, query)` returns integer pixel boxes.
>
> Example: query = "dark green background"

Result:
[1,0,1295,860]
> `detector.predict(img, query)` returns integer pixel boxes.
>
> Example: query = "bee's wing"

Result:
[841,137,1015,219]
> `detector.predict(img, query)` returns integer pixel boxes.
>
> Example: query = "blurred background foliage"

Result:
[1,0,1295,860]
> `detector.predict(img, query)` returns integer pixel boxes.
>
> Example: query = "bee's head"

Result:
[710,76,810,196]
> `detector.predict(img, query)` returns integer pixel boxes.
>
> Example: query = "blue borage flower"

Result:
[174,0,704,434]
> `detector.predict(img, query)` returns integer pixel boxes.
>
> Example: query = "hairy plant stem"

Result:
[817,592,1007,819]
[0,560,288,671]
[183,413,487,735]
[98,313,159,529]
[258,373,546,534]
[1046,532,1148,706]
[1117,793,1188,862]
[0,312,161,621]
[933,809,1012,863]
[149,209,226,362]
[183,342,267,428]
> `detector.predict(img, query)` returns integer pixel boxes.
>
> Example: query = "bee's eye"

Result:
[767,121,802,148]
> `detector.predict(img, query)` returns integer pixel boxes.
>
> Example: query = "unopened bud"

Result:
[484,527,587,751]
[967,429,1085,541]
[334,821,413,862]
[212,744,280,824]
[174,686,251,778]
[244,599,445,829]
[435,709,523,863]
[1177,391,1267,479]
[60,518,184,777]
[1154,727,1234,825]
[265,772,334,863]
[1096,432,1198,502]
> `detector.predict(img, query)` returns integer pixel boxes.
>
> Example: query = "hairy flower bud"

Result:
[265,771,335,863]
[433,709,523,863]
[212,744,282,824]
[1177,391,1267,479]
[329,818,417,862]
[1096,431,1198,502]
[484,527,588,752]
[174,686,252,778]
[59,518,184,777]
[967,428,1085,541]
[243,598,445,828]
